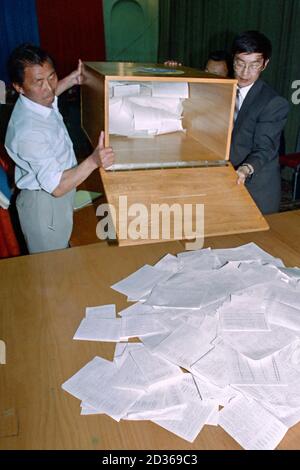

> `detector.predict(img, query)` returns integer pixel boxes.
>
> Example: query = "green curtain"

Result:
[103,0,159,62]
[159,0,300,152]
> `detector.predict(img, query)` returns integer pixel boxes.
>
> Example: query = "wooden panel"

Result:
[110,132,219,165]
[84,61,237,81]
[100,163,268,246]
[183,82,236,160]
[81,65,106,148]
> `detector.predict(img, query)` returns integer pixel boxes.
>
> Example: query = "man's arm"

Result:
[56,59,84,96]
[236,95,289,184]
[52,132,114,197]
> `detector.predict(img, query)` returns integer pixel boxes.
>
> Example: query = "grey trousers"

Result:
[16,188,75,254]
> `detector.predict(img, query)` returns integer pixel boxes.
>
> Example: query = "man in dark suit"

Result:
[230,31,289,214]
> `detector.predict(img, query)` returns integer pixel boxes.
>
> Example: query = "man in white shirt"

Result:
[5,43,114,253]
[230,31,289,214]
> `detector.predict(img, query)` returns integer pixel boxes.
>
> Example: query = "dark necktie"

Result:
[234,87,240,122]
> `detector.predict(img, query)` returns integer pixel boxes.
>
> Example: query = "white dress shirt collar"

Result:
[19,94,58,118]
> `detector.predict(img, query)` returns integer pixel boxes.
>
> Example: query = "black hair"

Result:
[7,43,55,85]
[206,50,232,77]
[232,31,272,62]
[207,50,231,64]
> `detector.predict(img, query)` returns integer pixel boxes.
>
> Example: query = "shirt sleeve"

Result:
[18,131,63,194]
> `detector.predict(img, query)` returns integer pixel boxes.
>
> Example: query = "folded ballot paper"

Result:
[109,81,188,137]
[62,243,300,449]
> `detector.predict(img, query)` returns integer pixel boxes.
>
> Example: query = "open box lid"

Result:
[81,62,269,246]
[99,165,268,246]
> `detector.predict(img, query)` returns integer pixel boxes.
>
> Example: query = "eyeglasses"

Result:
[233,59,264,73]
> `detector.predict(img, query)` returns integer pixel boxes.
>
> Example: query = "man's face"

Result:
[233,52,268,87]
[14,61,58,107]
[205,59,228,77]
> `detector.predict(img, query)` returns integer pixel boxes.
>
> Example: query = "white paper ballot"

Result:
[211,242,285,267]
[191,343,230,387]
[118,302,155,317]
[220,310,270,331]
[219,396,288,450]
[205,405,220,426]
[110,353,148,390]
[80,401,121,421]
[62,356,144,420]
[218,296,270,331]
[125,375,186,420]
[114,342,144,363]
[62,356,114,400]
[263,285,300,309]
[125,405,186,421]
[154,253,182,273]
[87,385,144,421]
[221,324,297,360]
[266,300,300,331]
[121,315,167,339]
[226,348,287,385]
[130,347,182,384]
[85,304,116,319]
[155,118,183,135]
[233,383,299,408]
[109,97,134,136]
[129,96,183,115]
[62,357,119,408]
[145,285,207,309]
[194,378,240,406]
[153,320,215,369]
[111,264,172,301]
[279,267,300,280]
[108,81,186,138]
[152,81,189,98]
[178,251,222,272]
[73,317,121,342]
[153,375,217,443]
[233,383,300,427]
[141,331,172,351]
[66,245,300,448]
[132,103,182,134]
[113,83,141,97]
[277,339,300,372]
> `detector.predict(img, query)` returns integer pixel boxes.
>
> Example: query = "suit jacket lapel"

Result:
[233,79,264,136]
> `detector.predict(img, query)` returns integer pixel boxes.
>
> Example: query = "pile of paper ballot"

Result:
[62,242,300,450]
[109,81,188,137]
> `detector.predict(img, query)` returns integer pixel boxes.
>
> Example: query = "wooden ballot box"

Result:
[81,62,268,246]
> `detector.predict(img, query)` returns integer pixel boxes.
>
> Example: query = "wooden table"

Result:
[1,210,300,450]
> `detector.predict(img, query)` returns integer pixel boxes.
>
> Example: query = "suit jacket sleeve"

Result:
[244,95,289,173]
